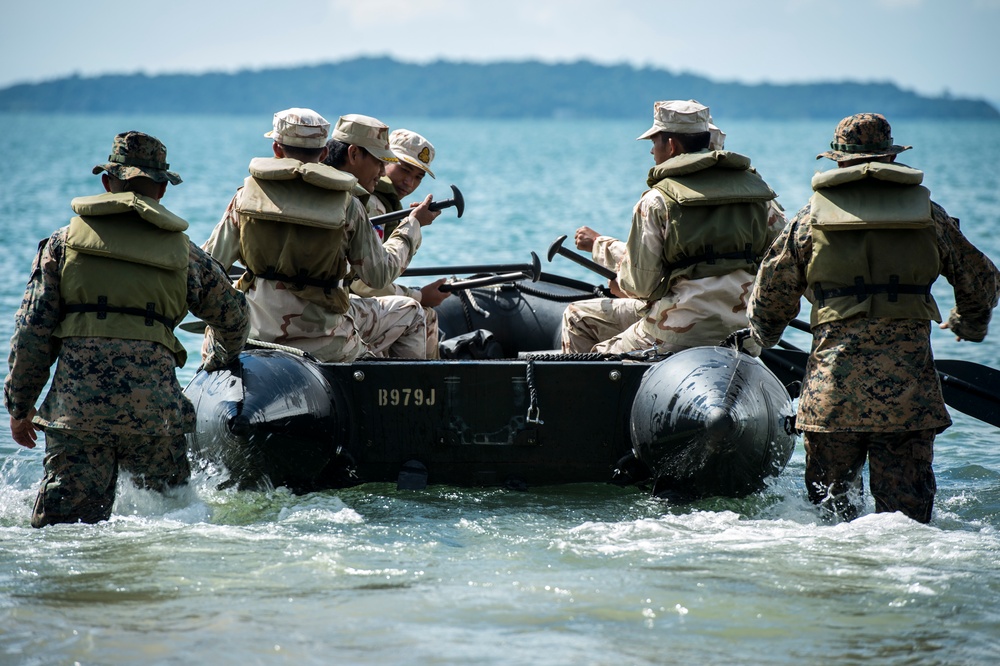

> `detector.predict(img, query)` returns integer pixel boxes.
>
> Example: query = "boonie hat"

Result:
[92,131,181,185]
[264,108,330,149]
[637,100,711,140]
[389,129,436,178]
[331,114,398,163]
[817,113,911,161]
[708,123,726,151]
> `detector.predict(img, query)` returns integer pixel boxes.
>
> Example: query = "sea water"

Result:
[1,113,999,665]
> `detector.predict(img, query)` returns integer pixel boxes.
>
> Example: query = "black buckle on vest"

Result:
[813,275,932,307]
[257,266,349,294]
[96,295,108,319]
[854,276,867,303]
[666,243,759,272]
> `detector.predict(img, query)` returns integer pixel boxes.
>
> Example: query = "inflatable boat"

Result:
[183,265,799,498]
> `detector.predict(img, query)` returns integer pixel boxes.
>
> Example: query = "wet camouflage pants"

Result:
[803,429,937,524]
[561,297,645,353]
[31,428,190,528]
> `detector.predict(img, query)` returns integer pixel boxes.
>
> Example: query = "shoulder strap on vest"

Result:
[71,192,188,232]
[248,157,358,191]
[811,162,924,191]
[809,163,932,230]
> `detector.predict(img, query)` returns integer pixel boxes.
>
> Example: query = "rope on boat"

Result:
[519,348,673,363]
[457,287,490,334]
[524,358,543,424]
[245,338,317,360]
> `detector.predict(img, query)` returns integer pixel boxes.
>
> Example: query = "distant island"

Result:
[1,56,996,120]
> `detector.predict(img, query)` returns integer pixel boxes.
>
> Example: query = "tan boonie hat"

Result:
[708,123,726,151]
[331,114,398,163]
[389,129,436,178]
[637,100,711,140]
[817,113,912,161]
[92,131,182,185]
[264,108,330,149]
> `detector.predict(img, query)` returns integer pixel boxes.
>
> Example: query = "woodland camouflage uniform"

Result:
[5,131,249,527]
[747,113,1000,523]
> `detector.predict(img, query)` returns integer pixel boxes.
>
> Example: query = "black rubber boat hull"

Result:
[184,274,797,497]
[185,348,796,497]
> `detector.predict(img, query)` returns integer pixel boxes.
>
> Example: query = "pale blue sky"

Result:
[3,0,999,105]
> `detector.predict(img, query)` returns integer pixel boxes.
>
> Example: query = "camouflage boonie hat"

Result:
[637,100,711,140]
[817,113,912,161]
[265,107,330,149]
[389,129,436,178]
[330,114,398,163]
[92,131,181,185]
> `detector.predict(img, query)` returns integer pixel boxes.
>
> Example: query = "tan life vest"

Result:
[372,177,404,239]
[234,157,357,314]
[806,161,941,325]
[56,192,190,366]
[649,150,776,294]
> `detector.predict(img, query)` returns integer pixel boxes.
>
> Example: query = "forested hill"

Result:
[1,57,996,120]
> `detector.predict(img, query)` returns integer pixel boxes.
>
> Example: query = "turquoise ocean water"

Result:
[1,113,999,665]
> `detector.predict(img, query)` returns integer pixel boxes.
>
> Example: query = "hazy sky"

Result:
[3,0,999,104]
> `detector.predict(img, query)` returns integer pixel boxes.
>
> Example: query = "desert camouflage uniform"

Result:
[349,179,441,359]
[5,228,249,527]
[204,190,427,362]
[748,201,1000,522]
[563,199,785,353]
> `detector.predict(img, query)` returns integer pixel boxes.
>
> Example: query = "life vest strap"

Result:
[249,267,352,293]
[813,275,932,307]
[666,243,758,271]
[61,296,175,328]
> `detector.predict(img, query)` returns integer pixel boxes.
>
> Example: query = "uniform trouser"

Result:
[370,304,439,358]
[31,428,190,528]
[561,297,645,353]
[424,307,440,359]
[803,429,937,524]
[350,295,428,359]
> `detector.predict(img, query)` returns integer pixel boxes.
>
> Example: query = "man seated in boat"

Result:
[202,108,440,362]
[561,100,782,355]
[324,121,448,358]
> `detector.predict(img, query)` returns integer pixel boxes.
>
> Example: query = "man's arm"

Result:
[347,197,420,290]
[618,191,668,299]
[935,203,1000,342]
[5,232,64,445]
[747,207,811,349]
[201,193,243,271]
[187,243,250,370]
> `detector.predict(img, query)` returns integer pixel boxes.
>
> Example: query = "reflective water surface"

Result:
[1,114,999,665]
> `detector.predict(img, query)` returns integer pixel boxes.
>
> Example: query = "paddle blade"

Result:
[934,359,1000,428]
[759,349,807,399]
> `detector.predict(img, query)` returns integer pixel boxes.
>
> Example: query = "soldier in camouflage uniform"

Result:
[203,109,439,362]
[747,113,1000,523]
[561,120,785,353]
[563,101,780,354]
[325,123,448,358]
[5,131,250,527]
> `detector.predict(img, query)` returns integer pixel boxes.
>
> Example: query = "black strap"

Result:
[62,296,175,329]
[666,243,759,271]
[813,275,932,307]
[248,266,351,293]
